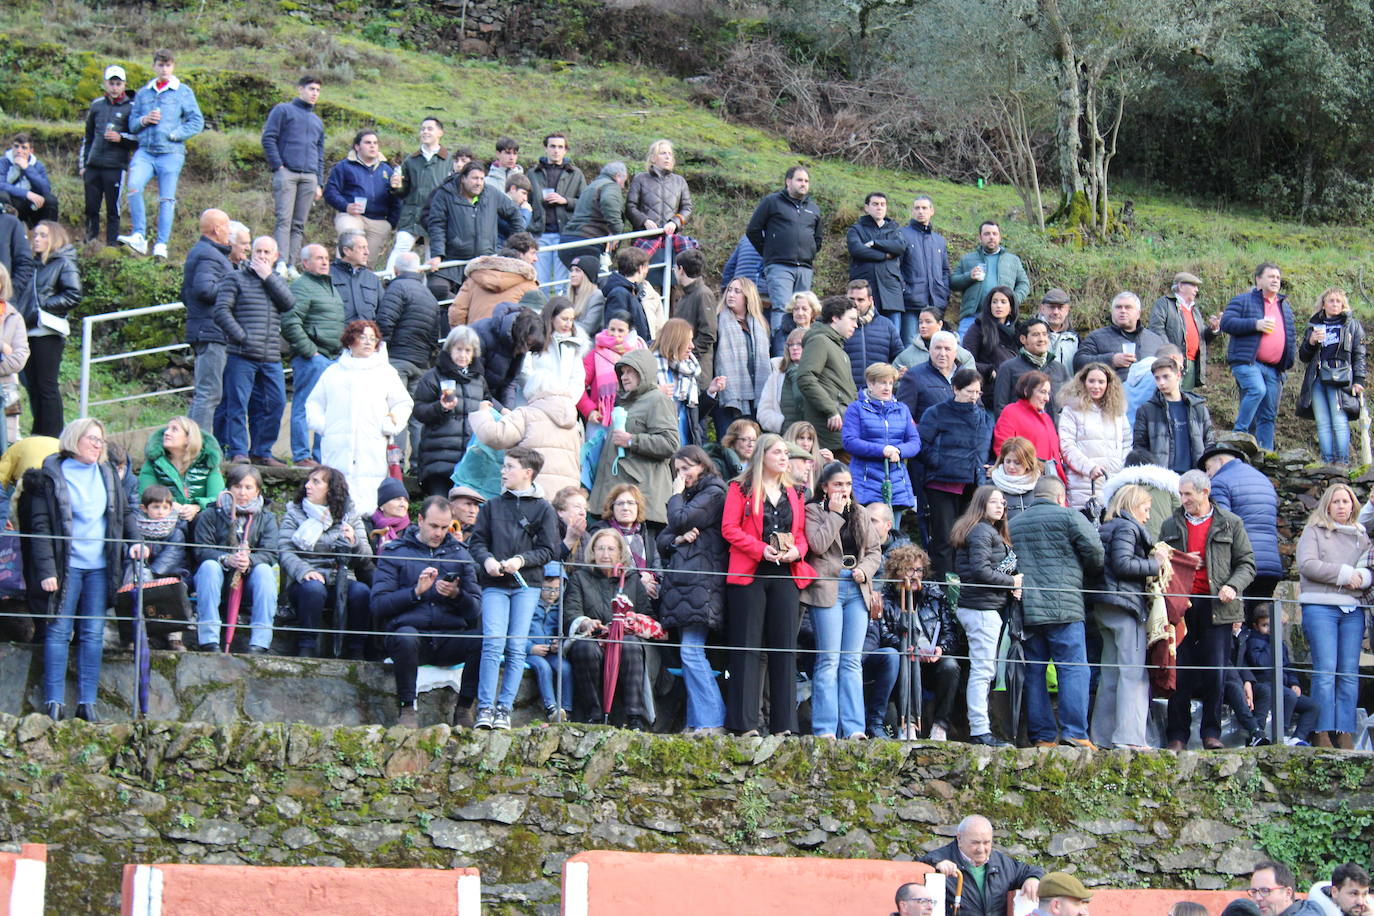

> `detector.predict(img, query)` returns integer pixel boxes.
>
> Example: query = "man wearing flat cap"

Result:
[1038,288,1079,368]
[1031,872,1092,916]
[1150,272,1221,390]
[920,814,1042,916]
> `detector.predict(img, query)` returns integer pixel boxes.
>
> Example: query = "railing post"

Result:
[79,316,93,419]
[1271,598,1284,745]
[661,236,673,308]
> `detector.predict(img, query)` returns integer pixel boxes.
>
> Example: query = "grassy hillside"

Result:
[3,0,1373,448]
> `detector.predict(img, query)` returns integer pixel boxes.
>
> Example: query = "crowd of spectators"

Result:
[0,54,1368,748]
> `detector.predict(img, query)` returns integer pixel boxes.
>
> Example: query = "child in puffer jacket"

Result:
[124,484,191,649]
[526,563,572,722]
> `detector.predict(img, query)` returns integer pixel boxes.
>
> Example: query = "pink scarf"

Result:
[587,330,643,420]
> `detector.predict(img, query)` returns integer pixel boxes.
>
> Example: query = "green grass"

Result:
[3,0,1374,449]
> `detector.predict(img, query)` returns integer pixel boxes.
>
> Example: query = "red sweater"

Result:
[721,481,816,587]
[992,399,1067,483]
[1185,514,1212,595]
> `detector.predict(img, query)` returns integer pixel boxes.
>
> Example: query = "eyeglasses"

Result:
[612,499,639,508]
[356,333,379,342]
[1247,887,1283,898]
[735,436,758,444]
[82,434,105,445]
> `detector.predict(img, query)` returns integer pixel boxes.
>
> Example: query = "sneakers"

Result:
[1248,729,1272,747]
[397,705,419,728]
[544,705,567,724]
[474,706,495,730]
[117,232,148,255]
[492,706,512,730]
[152,242,168,259]
[928,723,948,742]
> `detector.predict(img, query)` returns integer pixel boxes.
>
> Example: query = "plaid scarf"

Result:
[656,352,701,407]
[715,309,769,411]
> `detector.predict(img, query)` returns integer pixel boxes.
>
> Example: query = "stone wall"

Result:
[4,717,1371,914]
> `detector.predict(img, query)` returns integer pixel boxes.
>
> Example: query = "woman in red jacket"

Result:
[992,370,1067,483]
[721,432,815,736]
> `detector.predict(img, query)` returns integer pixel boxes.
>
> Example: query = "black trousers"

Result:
[23,335,64,438]
[1166,597,1230,742]
[84,167,124,243]
[725,562,800,734]
[923,485,971,577]
[569,634,646,721]
[384,626,482,706]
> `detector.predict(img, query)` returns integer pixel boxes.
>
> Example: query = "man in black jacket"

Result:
[331,230,382,323]
[671,248,717,382]
[1132,358,1214,474]
[182,208,233,433]
[746,165,823,332]
[527,132,586,292]
[213,236,294,466]
[0,211,34,305]
[919,814,1043,916]
[378,250,445,469]
[373,497,483,728]
[846,191,910,326]
[1074,291,1167,380]
[426,160,520,295]
[80,65,138,245]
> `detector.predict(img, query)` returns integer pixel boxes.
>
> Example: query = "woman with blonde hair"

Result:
[0,263,30,449]
[138,415,224,521]
[989,436,1042,522]
[1297,287,1366,465]
[1296,481,1371,747]
[1092,483,1169,749]
[759,327,807,433]
[771,290,820,357]
[1057,362,1131,509]
[16,219,80,436]
[626,139,693,239]
[712,276,770,436]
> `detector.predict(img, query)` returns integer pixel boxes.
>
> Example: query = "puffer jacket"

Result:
[846,215,909,314]
[800,501,882,610]
[277,498,372,586]
[213,265,294,362]
[796,322,857,453]
[1096,515,1160,621]
[426,176,520,282]
[601,273,651,343]
[917,397,993,486]
[128,77,204,154]
[16,245,81,335]
[470,392,584,498]
[0,214,33,295]
[896,360,953,424]
[562,564,651,630]
[24,453,126,613]
[898,221,950,316]
[1221,287,1296,371]
[588,348,681,525]
[893,335,974,373]
[1208,457,1283,579]
[1074,323,1167,379]
[656,476,728,630]
[411,350,492,483]
[323,152,399,224]
[1057,403,1131,509]
[1295,521,1370,607]
[137,426,225,510]
[954,521,1015,612]
[842,392,920,508]
[395,147,450,237]
[0,307,29,389]
[1008,497,1104,627]
[473,301,537,401]
[371,526,481,634]
[190,493,279,569]
[124,514,189,583]
[1131,390,1215,473]
[331,259,383,324]
[377,271,444,370]
[1160,505,1255,624]
[283,271,346,360]
[626,165,692,230]
[563,166,626,240]
[841,309,903,390]
[467,485,559,588]
[447,255,541,328]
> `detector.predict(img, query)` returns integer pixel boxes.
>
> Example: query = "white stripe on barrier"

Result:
[130,865,163,916]
[457,873,481,914]
[563,861,589,916]
[9,857,45,916]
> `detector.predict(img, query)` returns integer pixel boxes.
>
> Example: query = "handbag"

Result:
[1339,388,1363,420]
[768,531,795,554]
[1318,358,1353,388]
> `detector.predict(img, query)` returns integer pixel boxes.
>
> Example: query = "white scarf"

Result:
[292,499,333,551]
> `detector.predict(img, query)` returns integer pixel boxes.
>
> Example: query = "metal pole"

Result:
[79,316,93,418]
[555,561,565,724]
[661,235,673,307]
[1271,598,1284,745]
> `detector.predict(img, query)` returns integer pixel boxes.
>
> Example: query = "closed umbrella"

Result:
[222,513,256,654]
[602,566,633,723]
[332,557,348,659]
[131,550,150,718]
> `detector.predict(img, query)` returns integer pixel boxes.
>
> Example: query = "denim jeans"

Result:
[763,264,813,334]
[862,646,900,733]
[187,341,228,435]
[537,231,569,294]
[43,566,108,706]
[1309,380,1351,464]
[221,355,286,459]
[290,353,332,462]
[271,168,318,266]
[891,311,920,349]
[126,147,185,245]
[810,571,869,737]
[527,649,573,713]
[478,585,539,710]
[958,315,977,343]
[1231,361,1283,450]
[1023,620,1090,742]
[679,623,726,730]
[1302,602,1365,734]
[289,578,371,655]
[195,560,277,650]
[956,607,1002,735]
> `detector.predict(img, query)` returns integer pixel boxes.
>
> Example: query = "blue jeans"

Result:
[1310,381,1351,464]
[221,355,286,459]
[290,353,332,462]
[680,624,726,730]
[43,566,108,706]
[810,572,869,737]
[187,341,227,435]
[763,264,813,334]
[863,646,900,733]
[958,315,976,343]
[537,231,570,294]
[195,560,277,650]
[478,585,539,710]
[1302,602,1365,734]
[1023,620,1090,742]
[890,311,919,349]
[1231,361,1283,450]
[526,649,572,712]
[126,147,185,245]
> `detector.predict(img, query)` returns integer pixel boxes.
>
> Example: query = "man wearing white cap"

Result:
[79,65,138,245]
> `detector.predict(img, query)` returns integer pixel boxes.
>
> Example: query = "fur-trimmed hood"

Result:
[1101,463,1181,507]
[463,255,537,288]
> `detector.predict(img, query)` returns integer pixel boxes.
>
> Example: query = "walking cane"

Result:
[952,870,965,915]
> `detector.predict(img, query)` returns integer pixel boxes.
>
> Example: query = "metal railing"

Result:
[77,227,672,422]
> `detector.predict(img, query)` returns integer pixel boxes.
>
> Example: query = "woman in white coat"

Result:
[1056,362,1131,510]
[306,320,413,515]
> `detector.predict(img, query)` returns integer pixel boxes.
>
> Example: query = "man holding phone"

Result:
[372,496,484,729]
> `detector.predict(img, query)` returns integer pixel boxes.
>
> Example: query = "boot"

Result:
[43,702,63,721]
[397,705,419,729]
[1311,731,1334,748]
[452,698,476,729]
[74,703,98,723]
[1336,732,1355,750]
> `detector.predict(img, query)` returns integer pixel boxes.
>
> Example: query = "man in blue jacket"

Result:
[324,129,399,269]
[841,280,902,391]
[372,497,483,729]
[120,49,204,259]
[1200,439,1284,618]
[182,208,234,433]
[898,195,951,342]
[746,166,823,333]
[1220,262,1296,450]
[1,133,56,229]
[261,75,325,271]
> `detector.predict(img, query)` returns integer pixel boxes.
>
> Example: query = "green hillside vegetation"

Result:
[2,0,1372,448]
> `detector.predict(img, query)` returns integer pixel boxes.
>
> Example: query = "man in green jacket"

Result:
[1160,468,1255,750]
[796,297,859,454]
[386,116,449,276]
[1008,477,1105,750]
[283,243,345,466]
[950,220,1031,342]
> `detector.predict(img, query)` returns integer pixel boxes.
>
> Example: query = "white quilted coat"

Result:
[1057,402,1131,509]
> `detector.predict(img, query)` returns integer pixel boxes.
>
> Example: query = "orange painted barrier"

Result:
[0,844,45,916]
[1053,888,1245,915]
[120,863,480,916]
[561,850,934,916]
